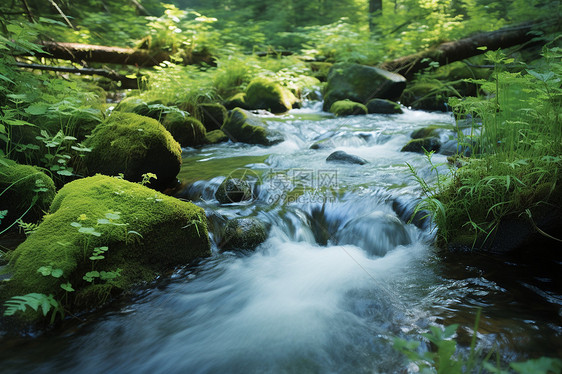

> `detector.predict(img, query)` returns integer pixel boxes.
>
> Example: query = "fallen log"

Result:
[379,21,552,79]
[36,42,170,67]
[15,62,139,89]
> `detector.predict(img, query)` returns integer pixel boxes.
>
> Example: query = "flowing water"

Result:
[1,104,560,373]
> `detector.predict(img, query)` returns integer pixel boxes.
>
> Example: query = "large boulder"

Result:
[221,217,267,251]
[0,175,211,322]
[329,100,368,117]
[323,63,407,111]
[221,108,283,146]
[205,130,229,145]
[197,103,228,131]
[83,112,182,189]
[223,93,249,110]
[162,112,206,147]
[244,77,296,114]
[0,160,56,232]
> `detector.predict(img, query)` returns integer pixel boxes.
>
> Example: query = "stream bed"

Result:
[1,104,560,373]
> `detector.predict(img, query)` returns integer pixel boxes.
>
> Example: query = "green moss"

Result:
[329,100,367,117]
[244,77,296,114]
[411,126,443,139]
[197,103,228,131]
[162,112,206,147]
[2,175,211,318]
[223,93,248,110]
[0,160,56,232]
[205,129,229,145]
[83,112,182,188]
[221,108,283,145]
[366,99,403,114]
[222,217,267,251]
[114,97,167,120]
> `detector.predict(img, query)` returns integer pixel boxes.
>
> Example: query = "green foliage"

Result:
[3,293,63,324]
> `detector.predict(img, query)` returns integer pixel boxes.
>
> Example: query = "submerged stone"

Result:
[326,150,368,165]
[215,177,254,204]
[221,217,267,251]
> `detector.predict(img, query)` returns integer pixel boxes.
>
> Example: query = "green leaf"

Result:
[105,212,121,220]
[78,227,102,236]
[60,282,75,292]
[50,268,63,278]
[510,357,562,374]
[24,103,49,115]
[37,266,52,276]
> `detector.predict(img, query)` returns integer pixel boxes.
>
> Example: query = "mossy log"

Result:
[380,21,549,79]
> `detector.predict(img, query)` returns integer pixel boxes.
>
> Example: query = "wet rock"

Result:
[411,126,443,139]
[400,82,452,112]
[329,100,368,116]
[401,137,441,154]
[83,112,182,190]
[366,98,403,114]
[326,150,368,165]
[323,63,406,111]
[221,217,267,251]
[440,139,473,156]
[221,108,283,146]
[215,178,254,204]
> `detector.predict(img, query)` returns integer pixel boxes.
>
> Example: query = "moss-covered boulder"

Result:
[221,217,267,251]
[329,100,368,117]
[223,93,249,110]
[0,175,211,321]
[309,62,333,82]
[411,126,443,139]
[221,108,283,146]
[162,112,206,147]
[0,160,56,232]
[205,130,229,145]
[323,63,407,111]
[366,99,403,114]
[244,77,297,114]
[401,137,441,153]
[83,112,182,189]
[197,103,228,131]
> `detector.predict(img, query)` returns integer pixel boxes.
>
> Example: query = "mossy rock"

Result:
[197,103,228,131]
[114,97,167,120]
[433,61,491,97]
[221,217,267,251]
[0,160,56,232]
[329,100,368,117]
[223,93,249,110]
[411,126,443,139]
[244,77,296,114]
[162,112,206,147]
[0,175,211,322]
[221,108,283,146]
[366,99,403,114]
[205,130,229,145]
[323,63,406,111]
[400,81,456,111]
[401,137,441,153]
[83,112,182,189]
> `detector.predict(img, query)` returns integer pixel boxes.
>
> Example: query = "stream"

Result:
[1,103,560,373]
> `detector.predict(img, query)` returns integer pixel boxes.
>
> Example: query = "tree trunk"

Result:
[379,22,546,79]
[369,0,383,32]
